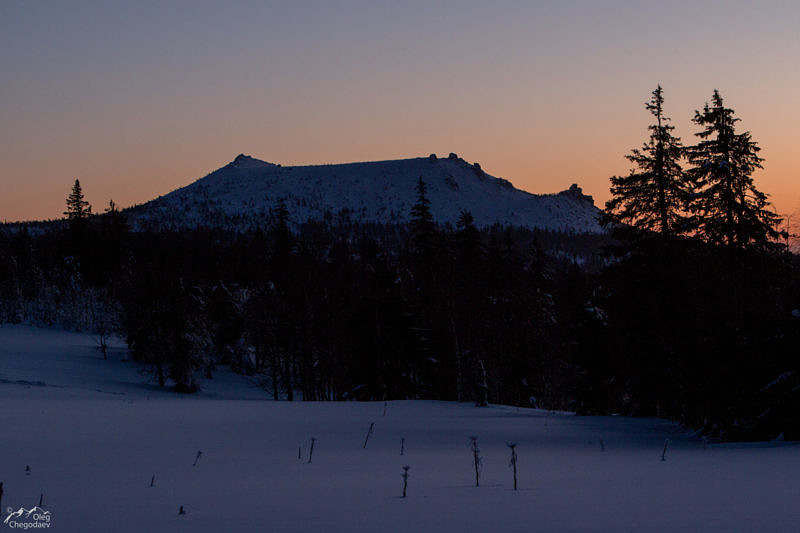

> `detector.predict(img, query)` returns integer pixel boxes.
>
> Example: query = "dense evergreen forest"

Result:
[1,88,798,441]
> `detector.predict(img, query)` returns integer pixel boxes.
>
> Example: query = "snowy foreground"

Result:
[1,326,799,532]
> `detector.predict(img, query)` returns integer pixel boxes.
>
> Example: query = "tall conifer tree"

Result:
[605,86,687,236]
[410,177,435,260]
[685,90,782,250]
[455,210,481,270]
[64,179,92,222]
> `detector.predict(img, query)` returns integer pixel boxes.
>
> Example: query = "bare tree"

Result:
[507,443,518,490]
[470,436,482,487]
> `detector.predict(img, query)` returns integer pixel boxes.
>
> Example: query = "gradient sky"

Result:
[2,0,799,223]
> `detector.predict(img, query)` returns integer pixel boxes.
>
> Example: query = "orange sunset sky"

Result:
[2,1,799,224]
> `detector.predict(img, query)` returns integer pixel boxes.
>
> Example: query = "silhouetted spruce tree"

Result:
[455,210,481,269]
[603,87,691,417]
[407,177,443,398]
[64,179,92,227]
[686,90,782,251]
[410,177,435,262]
[605,86,687,237]
[267,200,298,401]
[270,200,294,266]
[89,199,129,286]
[103,199,128,242]
[451,210,483,401]
[62,178,96,282]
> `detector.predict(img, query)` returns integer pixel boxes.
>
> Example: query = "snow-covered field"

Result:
[1,325,798,532]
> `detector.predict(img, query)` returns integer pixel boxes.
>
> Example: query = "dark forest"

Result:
[2,89,799,442]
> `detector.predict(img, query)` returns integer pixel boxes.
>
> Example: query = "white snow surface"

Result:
[1,325,799,532]
[128,154,602,232]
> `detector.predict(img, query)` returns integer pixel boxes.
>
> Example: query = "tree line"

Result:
[601,87,798,439]
[0,88,798,440]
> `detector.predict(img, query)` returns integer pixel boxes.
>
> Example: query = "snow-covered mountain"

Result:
[127,153,602,233]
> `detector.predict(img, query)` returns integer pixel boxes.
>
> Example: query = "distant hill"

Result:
[126,153,602,233]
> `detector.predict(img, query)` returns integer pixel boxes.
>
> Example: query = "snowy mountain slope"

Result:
[127,153,602,232]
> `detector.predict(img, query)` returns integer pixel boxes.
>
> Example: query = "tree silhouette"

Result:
[64,179,92,224]
[410,177,435,261]
[686,90,782,250]
[605,86,688,237]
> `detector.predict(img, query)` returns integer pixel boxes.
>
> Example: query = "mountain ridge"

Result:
[124,153,603,233]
